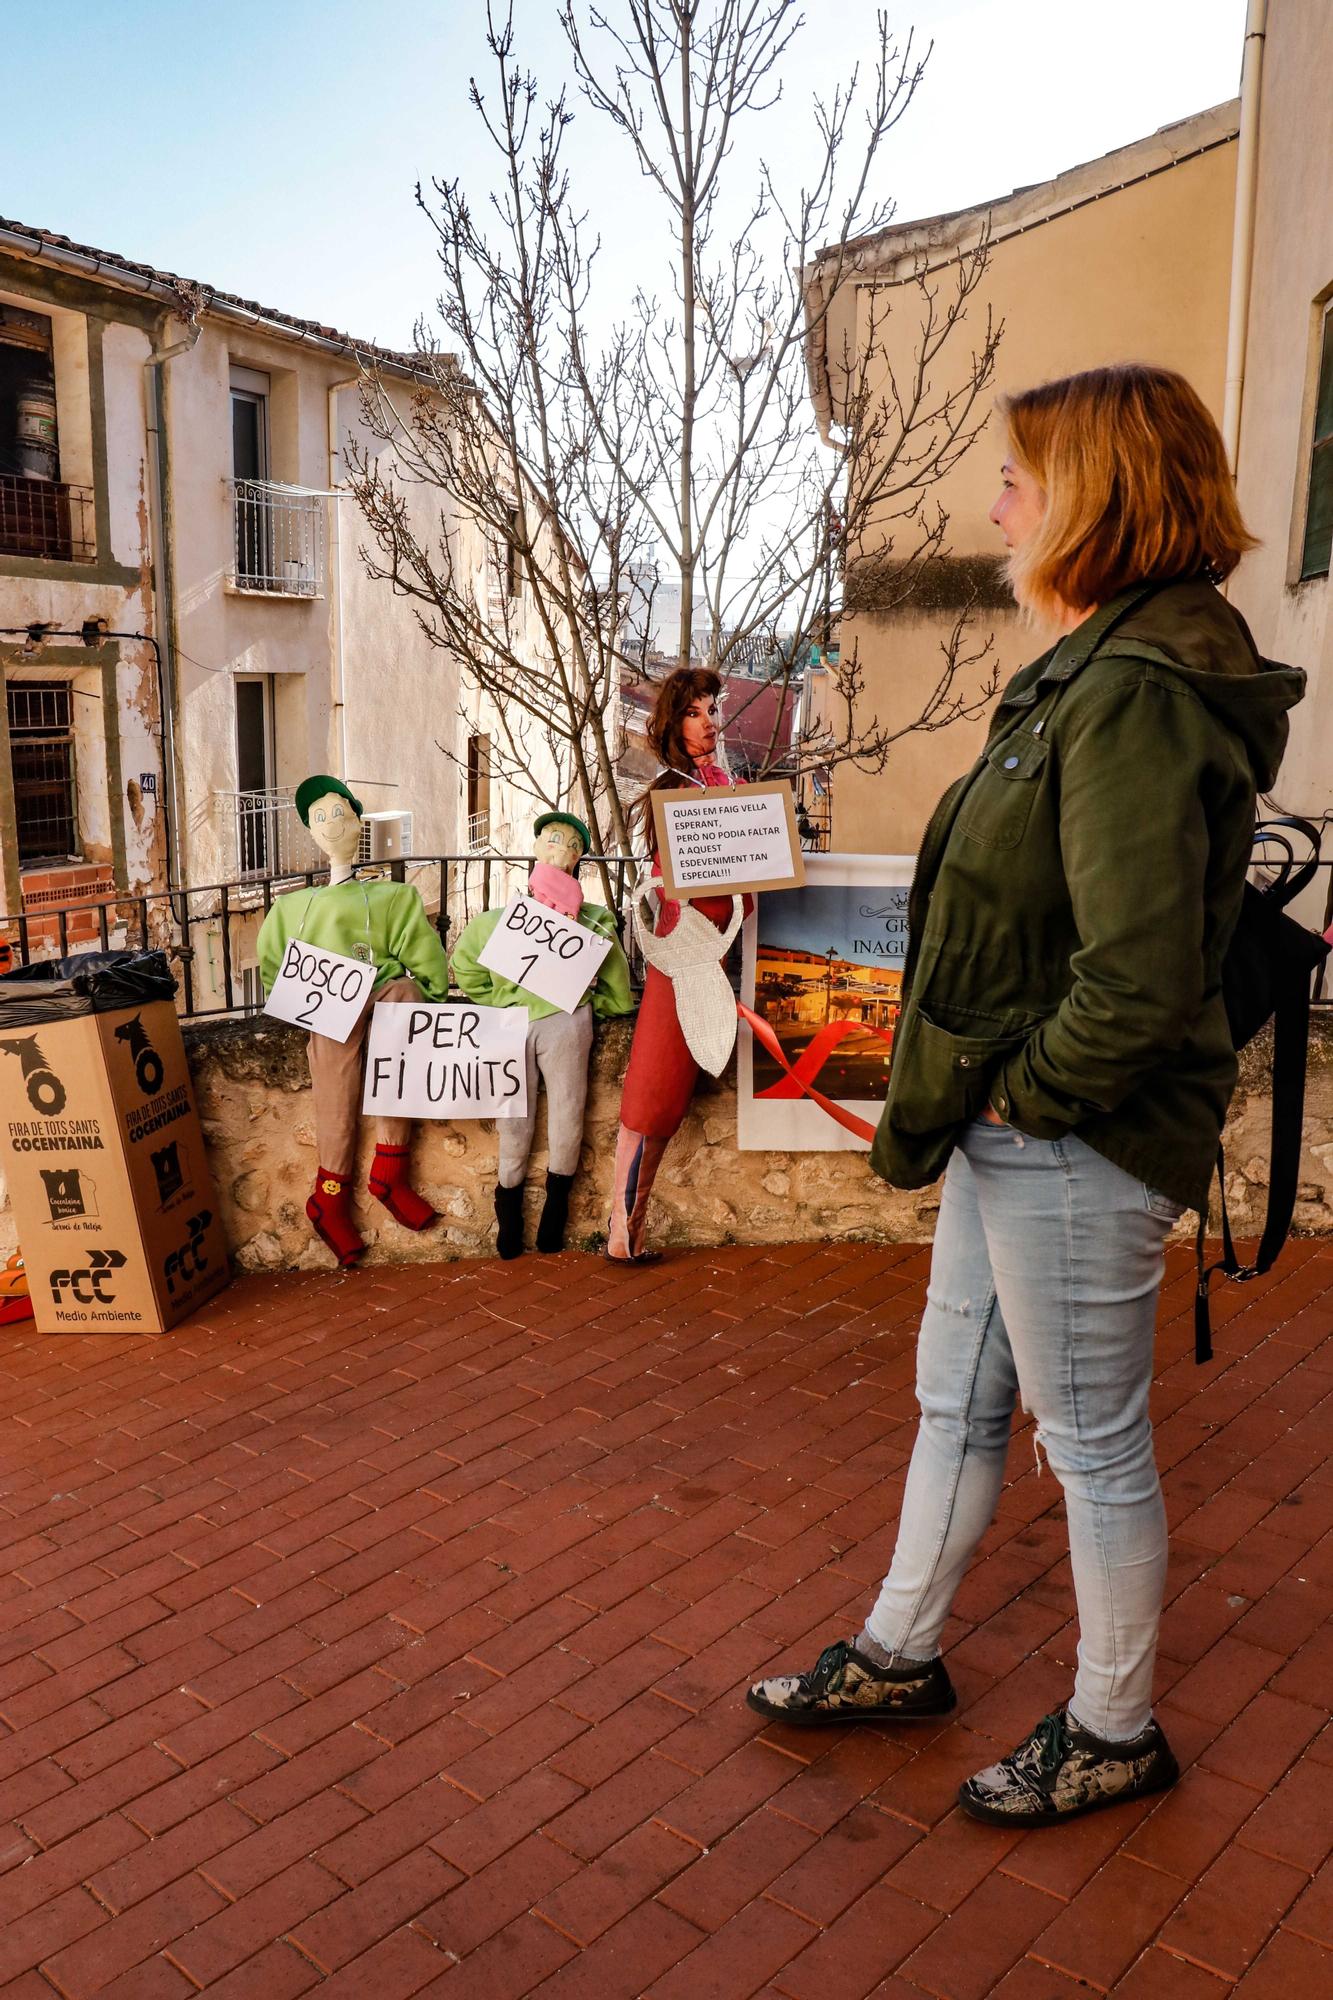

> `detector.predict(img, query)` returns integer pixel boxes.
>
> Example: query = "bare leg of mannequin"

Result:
[608,1124,670,1260]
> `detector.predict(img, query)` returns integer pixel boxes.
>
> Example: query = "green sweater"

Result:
[257,878,449,1000]
[451,901,634,1022]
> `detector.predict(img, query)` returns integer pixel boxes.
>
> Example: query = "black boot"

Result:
[494,1182,525,1260]
[536,1171,575,1254]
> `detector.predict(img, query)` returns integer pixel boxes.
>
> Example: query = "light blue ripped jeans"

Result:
[867,1117,1182,1739]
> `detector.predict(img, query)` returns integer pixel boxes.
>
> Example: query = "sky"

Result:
[3,0,1248,353]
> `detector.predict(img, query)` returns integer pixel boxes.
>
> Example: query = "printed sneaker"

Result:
[958,1707,1179,1827]
[747,1639,956,1728]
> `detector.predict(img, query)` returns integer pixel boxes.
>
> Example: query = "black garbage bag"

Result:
[0,950,177,1027]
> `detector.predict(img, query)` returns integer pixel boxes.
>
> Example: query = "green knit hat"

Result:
[295,774,364,826]
[533,810,591,855]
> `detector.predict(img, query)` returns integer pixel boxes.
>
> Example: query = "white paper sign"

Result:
[263,938,376,1043]
[361,1003,529,1120]
[475,895,615,1014]
[654,782,804,900]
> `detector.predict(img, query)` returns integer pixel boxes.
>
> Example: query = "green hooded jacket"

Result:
[869,579,1306,1212]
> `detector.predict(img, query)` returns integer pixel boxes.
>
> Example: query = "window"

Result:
[1302,303,1333,580]
[7,680,77,863]
[231,366,271,588]
[505,505,522,598]
[466,732,492,849]
[234,675,275,874]
[0,306,91,562]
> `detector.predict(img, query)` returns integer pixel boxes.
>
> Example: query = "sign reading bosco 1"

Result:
[476,895,615,1013]
[362,1003,529,1121]
[651,781,806,902]
[263,939,375,1043]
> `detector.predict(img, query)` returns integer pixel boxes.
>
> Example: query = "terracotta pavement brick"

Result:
[655,1741,799,1847]
[169,1859,346,1986]
[529,1898,708,1999]
[1157,1842,1308,1981]
[898,1867,1061,2000]
[871,1722,1012,1833]
[1026,1852,1186,1991]
[1122,1768,1263,1884]
[535,1820,696,1945]
[19,1744,179,1848]
[442,1700,588,1801]
[303,1923,455,1999]
[125,1735,284,1837]
[1285,1855,1333,1949]
[174,1937,322,2000]
[554,1639,681,1724]
[766,1726,915,1835]
[774,1880,942,2000]
[287,1847,459,1972]
[657,1806,817,1933]
[417,1830,580,1956]
[204,1788,366,1899]
[642,1893,817,2000]
[87,1800,249,1911]
[0,1885,108,1987]
[1227,1926,1333,1996]
[766,1803,919,1927]
[41,1871,228,1999]
[430,1768,586,1875]
[425,1909,578,1998]
[1236,1755,1333,1874]
[986,1960,1116,2000]
[883,1805,1017,1914]
[229,1723,383,1822]
[0,1812,143,1925]
[548,1690,679,1788]
[1149,1634,1279,1724]
[91,1955,199,1999]
[1098,1945,1231,2000]
[1001,1785,1158,1902]
[1197,1688,1326,1792]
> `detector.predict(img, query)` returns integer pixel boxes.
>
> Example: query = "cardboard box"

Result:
[0,997,228,1334]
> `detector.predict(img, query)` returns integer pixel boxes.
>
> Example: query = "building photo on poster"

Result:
[738,853,914,1151]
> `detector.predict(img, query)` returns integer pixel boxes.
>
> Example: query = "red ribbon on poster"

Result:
[736,1003,879,1145]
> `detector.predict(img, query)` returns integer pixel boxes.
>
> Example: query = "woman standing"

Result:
[609,666,744,1261]
[747,366,1305,1826]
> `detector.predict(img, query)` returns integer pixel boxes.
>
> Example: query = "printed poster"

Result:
[737,852,914,1151]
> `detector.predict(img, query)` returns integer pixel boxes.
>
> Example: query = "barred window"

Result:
[7,680,77,863]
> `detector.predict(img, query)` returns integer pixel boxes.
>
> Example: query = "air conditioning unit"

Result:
[358,810,414,863]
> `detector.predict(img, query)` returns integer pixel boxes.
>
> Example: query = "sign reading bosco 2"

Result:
[651,781,805,902]
[476,895,615,1013]
[263,939,376,1043]
[362,1004,529,1121]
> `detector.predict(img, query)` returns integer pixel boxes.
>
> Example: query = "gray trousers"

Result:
[498,1005,595,1186]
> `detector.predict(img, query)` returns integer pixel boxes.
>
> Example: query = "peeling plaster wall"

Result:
[6,1013,1326,1282]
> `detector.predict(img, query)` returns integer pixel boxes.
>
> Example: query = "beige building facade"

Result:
[1229,0,1333,899]
[804,101,1240,852]
[0,223,570,999]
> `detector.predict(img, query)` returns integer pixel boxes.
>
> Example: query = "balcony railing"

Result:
[229,479,326,597]
[0,853,643,1018]
[215,788,323,879]
[0,474,94,563]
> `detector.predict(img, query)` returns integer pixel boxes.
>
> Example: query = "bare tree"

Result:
[347,0,1001,860]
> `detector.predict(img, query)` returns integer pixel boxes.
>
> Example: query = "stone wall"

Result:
[2,1013,1330,1273]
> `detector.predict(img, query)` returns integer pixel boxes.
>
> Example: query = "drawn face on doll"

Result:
[681,696,720,766]
[533,820,586,875]
[305,792,363,867]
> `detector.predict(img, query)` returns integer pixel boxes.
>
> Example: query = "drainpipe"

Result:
[327,373,360,778]
[1222,0,1269,474]
[143,315,200,886]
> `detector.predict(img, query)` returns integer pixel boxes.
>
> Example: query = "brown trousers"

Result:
[306,974,423,1178]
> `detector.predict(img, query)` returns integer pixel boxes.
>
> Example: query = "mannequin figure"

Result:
[256,775,448,1267]
[452,811,632,1258]
[609,668,750,1261]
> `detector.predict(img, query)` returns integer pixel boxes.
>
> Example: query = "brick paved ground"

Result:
[0,1239,1330,1999]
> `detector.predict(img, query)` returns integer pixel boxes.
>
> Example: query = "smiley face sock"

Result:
[306,1168,365,1267]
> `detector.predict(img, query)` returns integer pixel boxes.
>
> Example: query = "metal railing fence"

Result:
[229,479,326,597]
[0,474,95,562]
[0,854,643,1020]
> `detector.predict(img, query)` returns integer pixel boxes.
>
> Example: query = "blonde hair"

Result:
[999,365,1257,621]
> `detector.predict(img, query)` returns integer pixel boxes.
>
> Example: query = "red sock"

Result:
[307,1167,365,1267]
[368,1144,436,1231]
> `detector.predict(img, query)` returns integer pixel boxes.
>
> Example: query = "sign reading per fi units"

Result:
[476,896,614,1013]
[651,781,806,902]
[362,1004,529,1120]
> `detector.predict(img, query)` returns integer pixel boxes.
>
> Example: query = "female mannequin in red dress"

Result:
[609,667,747,1261]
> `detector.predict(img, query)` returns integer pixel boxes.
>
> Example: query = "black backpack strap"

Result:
[1194,952,1315,1363]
